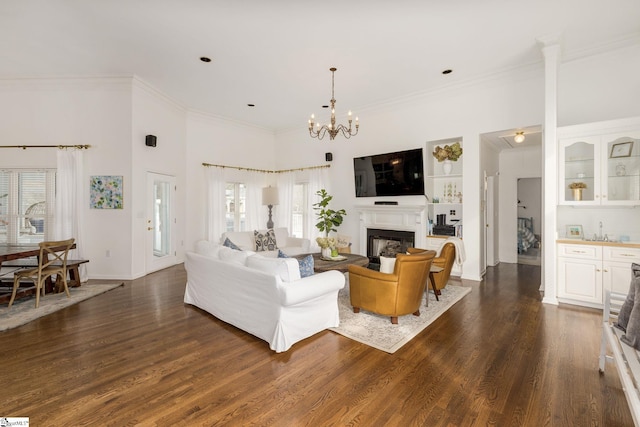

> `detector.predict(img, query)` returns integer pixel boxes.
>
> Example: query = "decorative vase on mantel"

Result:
[442,159,453,176]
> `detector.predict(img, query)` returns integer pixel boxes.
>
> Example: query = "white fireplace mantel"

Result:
[356,204,427,252]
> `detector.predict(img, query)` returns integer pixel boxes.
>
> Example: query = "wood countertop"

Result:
[556,239,640,249]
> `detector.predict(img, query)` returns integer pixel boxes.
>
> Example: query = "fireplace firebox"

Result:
[366,228,415,266]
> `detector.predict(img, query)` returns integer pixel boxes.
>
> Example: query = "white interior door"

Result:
[486,175,498,267]
[146,172,176,273]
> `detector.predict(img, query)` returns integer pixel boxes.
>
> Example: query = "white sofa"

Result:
[221,227,311,257]
[184,241,345,352]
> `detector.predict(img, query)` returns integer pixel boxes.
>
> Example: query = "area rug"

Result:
[0,282,124,332]
[330,285,472,353]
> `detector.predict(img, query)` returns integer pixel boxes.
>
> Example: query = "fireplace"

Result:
[366,228,415,265]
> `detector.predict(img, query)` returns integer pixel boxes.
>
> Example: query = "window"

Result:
[0,169,56,244]
[225,182,246,231]
[291,183,308,238]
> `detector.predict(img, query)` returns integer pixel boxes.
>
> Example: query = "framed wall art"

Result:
[566,224,584,239]
[610,141,633,158]
[90,175,123,209]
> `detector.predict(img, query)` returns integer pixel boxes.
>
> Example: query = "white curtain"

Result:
[306,166,330,249]
[276,171,295,231]
[55,149,87,281]
[244,170,263,231]
[205,166,226,242]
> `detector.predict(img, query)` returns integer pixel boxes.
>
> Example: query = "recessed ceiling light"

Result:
[247,104,255,107]
[442,69,452,75]
[200,57,212,63]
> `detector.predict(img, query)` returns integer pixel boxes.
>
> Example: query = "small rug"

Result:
[0,282,124,332]
[330,284,472,353]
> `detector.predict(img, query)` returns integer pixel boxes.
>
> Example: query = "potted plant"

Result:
[568,182,587,201]
[313,189,346,257]
[432,141,463,175]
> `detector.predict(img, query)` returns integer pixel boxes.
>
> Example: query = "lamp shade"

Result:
[262,186,279,206]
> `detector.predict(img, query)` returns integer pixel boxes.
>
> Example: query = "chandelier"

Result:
[308,67,359,140]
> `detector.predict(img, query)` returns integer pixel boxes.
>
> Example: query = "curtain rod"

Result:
[202,163,330,173]
[0,144,91,150]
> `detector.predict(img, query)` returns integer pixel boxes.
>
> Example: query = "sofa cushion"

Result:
[223,237,242,251]
[254,229,278,252]
[195,240,220,258]
[246,254,301,282]
[218,246,252,265]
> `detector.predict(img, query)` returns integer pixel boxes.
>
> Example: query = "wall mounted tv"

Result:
[353,148,424,197]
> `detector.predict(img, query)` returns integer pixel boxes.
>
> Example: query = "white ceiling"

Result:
[2,0,639,133]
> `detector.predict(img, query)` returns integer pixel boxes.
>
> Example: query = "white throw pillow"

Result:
[194,240,220,258]
[246,254,301,282]
[380,256,396,274]
[218,246,253,265]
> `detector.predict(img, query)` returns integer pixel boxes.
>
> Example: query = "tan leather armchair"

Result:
[410,243,455,295]
[348,250,435,324]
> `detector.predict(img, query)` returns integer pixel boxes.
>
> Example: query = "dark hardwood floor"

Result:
[1,263,633,426]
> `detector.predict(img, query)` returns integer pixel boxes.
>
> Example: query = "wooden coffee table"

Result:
[295,253,369,273]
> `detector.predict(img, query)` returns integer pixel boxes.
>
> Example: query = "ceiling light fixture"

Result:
[308,67,359,141]
[514,132,525,143]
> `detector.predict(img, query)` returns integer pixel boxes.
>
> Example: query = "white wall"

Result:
[184,112,276,252]
[274,68,545,281]
[0,77,134,279]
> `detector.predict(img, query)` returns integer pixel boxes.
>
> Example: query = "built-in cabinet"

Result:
[557,242,640,308]
[425,137,463,237]
[558,121,640,206]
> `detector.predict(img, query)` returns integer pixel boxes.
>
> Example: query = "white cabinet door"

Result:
[558,257,603,306]
[603,261,634,295]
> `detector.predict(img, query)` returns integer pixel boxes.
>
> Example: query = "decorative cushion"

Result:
[380,256,396,274]
[617,263,640,332]
[246,254,301,282]
[254,229,278,252]
[298,254,314,278]
[223,237,242,251]
[279,250,314,278]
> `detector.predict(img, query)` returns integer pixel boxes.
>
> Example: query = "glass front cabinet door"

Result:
[559,137,599,205]
[604,133,640,205]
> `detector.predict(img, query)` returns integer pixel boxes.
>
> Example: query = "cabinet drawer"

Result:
[558,244,601,259]
[603,246,640,263]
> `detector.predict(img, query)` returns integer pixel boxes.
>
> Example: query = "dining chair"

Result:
[8,238,75,308]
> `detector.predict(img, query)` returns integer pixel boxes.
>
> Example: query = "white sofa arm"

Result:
[280,270,345,306]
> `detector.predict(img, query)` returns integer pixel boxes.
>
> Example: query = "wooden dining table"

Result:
[0,242,77,303]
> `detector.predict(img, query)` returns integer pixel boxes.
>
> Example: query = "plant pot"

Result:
[572,188,583,201]
[442,159,453,175]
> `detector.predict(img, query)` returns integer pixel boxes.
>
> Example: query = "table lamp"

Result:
[262,186,279,229]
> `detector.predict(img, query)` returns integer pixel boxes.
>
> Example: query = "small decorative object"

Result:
[610,141,633,158]
[442,159,453,175]
[616,162,627,176]
[566,224,584,239]
[90,176,123,209]
[568,182,586,201]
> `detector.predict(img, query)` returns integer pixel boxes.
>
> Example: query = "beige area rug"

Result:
[0,282,124,332]
[330,284,472,353]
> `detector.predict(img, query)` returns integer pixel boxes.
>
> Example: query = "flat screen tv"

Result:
[353,148,424,197]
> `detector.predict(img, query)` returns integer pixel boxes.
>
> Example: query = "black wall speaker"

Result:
[325,152,333,162]
[145,135,157,147]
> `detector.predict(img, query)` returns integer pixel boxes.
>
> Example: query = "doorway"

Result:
[517,177,541,266]
[146,172,176,273]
